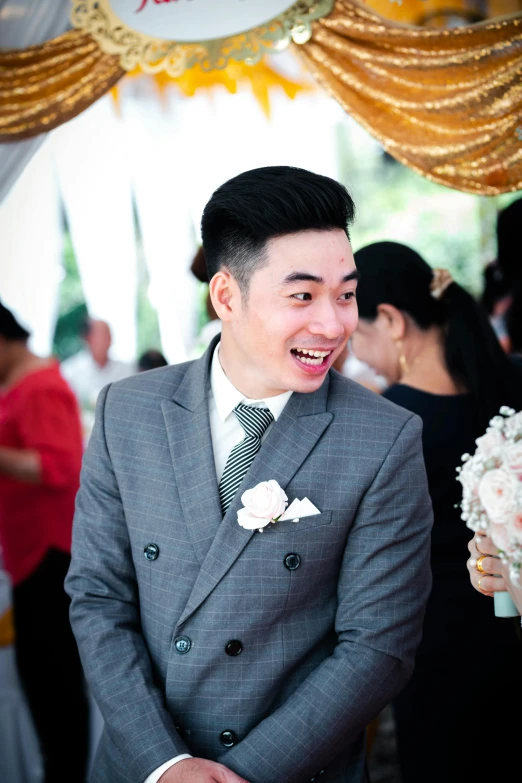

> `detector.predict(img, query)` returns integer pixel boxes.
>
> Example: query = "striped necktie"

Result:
[219,403,274,515]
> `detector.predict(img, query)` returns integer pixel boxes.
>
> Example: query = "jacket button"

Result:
[219,730,237,748]
[284,553,301,571]
[144,543,159,561]
[174,636,191,655]
[225,640,243,657]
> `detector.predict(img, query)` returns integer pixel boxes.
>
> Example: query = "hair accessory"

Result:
[430,268,453,300]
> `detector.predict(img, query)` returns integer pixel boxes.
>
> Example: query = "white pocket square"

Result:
[279,497,321,521]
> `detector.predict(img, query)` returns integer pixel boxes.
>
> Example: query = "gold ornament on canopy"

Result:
[71,0,335,76]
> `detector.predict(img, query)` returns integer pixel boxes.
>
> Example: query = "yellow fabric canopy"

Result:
[0,1,521,194]
[0,29,124,140]
[298,1,522,194]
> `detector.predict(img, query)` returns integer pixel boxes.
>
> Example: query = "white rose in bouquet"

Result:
[506,510,522,546]
[503,442,522,479]
[478,469,518,523]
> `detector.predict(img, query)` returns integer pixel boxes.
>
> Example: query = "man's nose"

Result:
[308,302,344,340]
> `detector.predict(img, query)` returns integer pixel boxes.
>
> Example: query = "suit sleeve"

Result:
[65,385,190,782]
[218,414,433,783]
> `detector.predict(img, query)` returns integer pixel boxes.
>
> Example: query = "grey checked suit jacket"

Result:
[66,338,433,783]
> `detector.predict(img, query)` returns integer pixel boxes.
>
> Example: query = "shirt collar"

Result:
[210,343,292,423]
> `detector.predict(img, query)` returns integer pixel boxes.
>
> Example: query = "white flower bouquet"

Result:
[458,407,522,588]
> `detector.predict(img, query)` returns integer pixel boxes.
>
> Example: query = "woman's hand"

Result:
[467,534,505,597]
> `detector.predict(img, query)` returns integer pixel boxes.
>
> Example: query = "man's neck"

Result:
[218,338,287,400]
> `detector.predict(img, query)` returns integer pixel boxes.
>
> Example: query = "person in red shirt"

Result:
[0,301,89,782]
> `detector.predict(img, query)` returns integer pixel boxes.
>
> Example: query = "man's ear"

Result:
[209,269,240,322]
[376,303,406,341]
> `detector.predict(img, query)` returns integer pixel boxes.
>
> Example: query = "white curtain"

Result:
[120,80,197,363]
[51,97,138,363]
[0,0,72,204]
[0,141,62,357]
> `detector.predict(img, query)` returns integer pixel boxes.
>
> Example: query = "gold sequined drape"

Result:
[1,4,522,194]
[0,29,124,142]
[299,1,522,194]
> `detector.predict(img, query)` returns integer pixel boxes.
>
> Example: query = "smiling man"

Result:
[66,166,433,783]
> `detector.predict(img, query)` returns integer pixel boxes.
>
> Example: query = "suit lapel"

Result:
[162,339,222,566]
[176,374,333,629]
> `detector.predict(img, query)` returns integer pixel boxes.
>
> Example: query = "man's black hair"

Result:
[0,301,30,341]
[201,166,355,293]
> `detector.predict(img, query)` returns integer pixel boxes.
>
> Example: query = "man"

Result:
[61,317,134,414]
[0,301,89,782]
[66,167,433,783]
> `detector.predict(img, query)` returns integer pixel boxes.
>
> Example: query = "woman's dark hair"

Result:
[0,301,30,341]
[137,349,168,372]
[354,241,522,431]
[190,246,209,284]
[189,246,218,321]
[201,166,355,294]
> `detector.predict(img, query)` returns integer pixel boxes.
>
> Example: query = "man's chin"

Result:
[285,368,330,394]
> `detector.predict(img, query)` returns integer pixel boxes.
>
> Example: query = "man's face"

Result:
[223,229,358,397]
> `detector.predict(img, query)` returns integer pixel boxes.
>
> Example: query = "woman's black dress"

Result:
[383,385,521,783]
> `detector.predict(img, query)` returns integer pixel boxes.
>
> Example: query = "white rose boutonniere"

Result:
[237,480,288,531]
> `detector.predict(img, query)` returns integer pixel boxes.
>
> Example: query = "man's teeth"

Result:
[293,349,331,366]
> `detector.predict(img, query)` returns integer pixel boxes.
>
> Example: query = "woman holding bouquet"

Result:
[351,242,522,783]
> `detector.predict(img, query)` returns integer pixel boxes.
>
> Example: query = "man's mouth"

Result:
[290,348,333,367]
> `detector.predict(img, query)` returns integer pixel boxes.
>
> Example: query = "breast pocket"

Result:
[259,510,333,535]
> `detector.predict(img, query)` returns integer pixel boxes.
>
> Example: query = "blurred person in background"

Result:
[351,242,522,783]
[482,197,522,350]
[61,317,134,441]
[138,349,168,372]
[0,301,89,782]
[190,245,221,357]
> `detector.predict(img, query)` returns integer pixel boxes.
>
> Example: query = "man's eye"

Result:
[292,293,312,301]
[340,292,356,301]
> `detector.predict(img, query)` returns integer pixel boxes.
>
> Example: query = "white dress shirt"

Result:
[144,343,292,783]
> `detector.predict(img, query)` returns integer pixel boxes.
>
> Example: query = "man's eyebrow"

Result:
[281,269,359,286]
[281,272,324,285]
